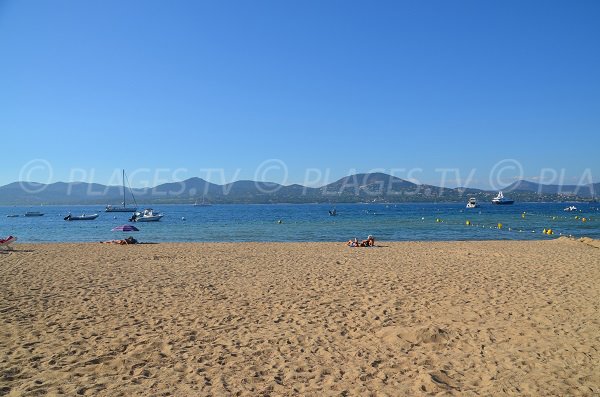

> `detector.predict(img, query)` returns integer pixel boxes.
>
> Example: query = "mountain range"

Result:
[0,173,597,205]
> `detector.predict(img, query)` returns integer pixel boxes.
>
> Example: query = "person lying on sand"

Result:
[101,236,138,245]
[347,235,375,247]
[362,235,375,246]
[347,238,359,247]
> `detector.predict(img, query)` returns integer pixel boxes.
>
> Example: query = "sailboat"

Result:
[105,170,138,212]
[193,196,211,207]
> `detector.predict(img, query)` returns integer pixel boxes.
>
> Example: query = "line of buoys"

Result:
[517,211,595,223]
[431,216,581,239]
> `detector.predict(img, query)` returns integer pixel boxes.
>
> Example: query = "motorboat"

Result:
[329,208,337,216]
[466,198,479,208]
[564,205,577,212]
[64,213,99,221]
[24,211,44,217]
[130,208,163,222]
[491,191,514,205]
[6,214,20,218]
[106,170,138,212]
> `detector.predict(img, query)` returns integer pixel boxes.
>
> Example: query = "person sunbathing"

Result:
[347,238,359,247]
[361,235,375,247]
[101,236,138,245]
[347,235,375,247]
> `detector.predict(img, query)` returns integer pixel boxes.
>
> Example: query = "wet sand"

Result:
[1,239,599,396]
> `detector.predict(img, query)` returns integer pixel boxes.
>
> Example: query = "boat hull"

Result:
[106,207,137,212]
[134,215,163,222]
[492,201,514,205]
[65,214,99,221]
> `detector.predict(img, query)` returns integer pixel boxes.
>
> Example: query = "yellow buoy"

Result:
[521,214,526,219]
[582,218,587,222]
[466,220,471,226]
[543,228,547,234]
[498,223,503,229]
[548,229,553,235]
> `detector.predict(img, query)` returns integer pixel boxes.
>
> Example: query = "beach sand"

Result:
[1,239,599,396]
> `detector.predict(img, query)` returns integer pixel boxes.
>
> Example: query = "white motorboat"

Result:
[466,198,479,208]
[24,211,44,217]
[492,191,514,205]
[130,208,163,222]
[564,205,577,212]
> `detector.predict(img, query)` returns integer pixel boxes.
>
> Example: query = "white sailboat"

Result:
[106,170,138,212]
[193,197,211,207]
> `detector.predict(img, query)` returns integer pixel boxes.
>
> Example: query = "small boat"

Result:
[24,211,44,217]
[329,208,337,216]
[193,197,211,207]
[6,214,20,218]
[491,191,514,205]
[64,213,99,221]
[564,205,577,212]
[106,170,138,212]
[106,204,137,212]
[130,208,163,222]
[466,198,479,209]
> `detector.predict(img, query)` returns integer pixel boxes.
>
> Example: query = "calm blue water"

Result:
[1,203,598,243]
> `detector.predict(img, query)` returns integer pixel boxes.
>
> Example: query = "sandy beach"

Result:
[1,239,598,396]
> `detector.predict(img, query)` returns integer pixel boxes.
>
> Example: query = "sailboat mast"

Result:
[122,169,126,207]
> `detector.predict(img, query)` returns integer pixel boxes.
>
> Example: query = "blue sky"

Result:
[1,0,599,189]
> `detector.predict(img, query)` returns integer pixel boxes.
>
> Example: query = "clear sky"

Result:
[1,0,599,189]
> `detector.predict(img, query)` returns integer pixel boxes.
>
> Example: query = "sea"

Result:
[1,202,598,243]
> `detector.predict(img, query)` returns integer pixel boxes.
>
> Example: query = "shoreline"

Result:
[1,199,597,207]
[3,236,599,248]
[1,239,598,395]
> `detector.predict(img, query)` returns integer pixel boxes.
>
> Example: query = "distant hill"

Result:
[0,174,596,205]
[505,180,597,198]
